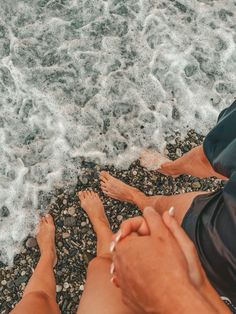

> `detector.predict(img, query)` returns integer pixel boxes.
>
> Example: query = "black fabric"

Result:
[182,100,236,305]
[203,100,236,178]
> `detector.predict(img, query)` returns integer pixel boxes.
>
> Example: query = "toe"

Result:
[80,191,87,199]
[77,191,82,198]
[45,214,54,225]
[100,171,110,181]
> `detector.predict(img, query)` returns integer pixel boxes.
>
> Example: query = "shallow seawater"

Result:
[0,0,235,264]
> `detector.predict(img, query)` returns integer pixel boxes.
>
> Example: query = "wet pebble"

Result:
[25,237,37,248]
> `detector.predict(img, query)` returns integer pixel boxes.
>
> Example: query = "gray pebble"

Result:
[62,232,70,239]
[26,237,37,248]
[68,206,76,216]
[117,215,123,221]
[64,217,76,227]
[56,285,62,292]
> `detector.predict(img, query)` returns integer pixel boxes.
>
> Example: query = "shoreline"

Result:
[0,130,224,314]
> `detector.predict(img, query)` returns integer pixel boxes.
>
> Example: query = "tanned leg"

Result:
[11,215,60,314]
[140,145,227,180]
[76,191,138,314]
[100,171,207,225]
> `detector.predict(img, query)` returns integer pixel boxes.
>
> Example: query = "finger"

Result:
[163,211,204,286]
[110,231,139,253]
[143,207,168,236]
[111,275,120,288]
[117,217,150,239]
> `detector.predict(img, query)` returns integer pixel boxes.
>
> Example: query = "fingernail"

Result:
[115,230,122,243]
[110,241,116,253]
[110,277,115,285]
[110,263,115,275]
[45,213,50,217]
[168,207,175,216]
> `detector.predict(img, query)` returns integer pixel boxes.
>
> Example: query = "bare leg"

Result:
[77,191,137,314]
[100,171,207,225]
[11,215,59,314]
[140,145,227,180]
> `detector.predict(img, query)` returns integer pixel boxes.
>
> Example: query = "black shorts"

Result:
[181,100,236,306]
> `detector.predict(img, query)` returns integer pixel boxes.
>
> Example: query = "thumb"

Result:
[143,207,167,236]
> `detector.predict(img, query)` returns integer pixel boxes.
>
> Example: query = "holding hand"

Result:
[111,207,230,314]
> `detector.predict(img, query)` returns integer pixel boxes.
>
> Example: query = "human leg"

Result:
[140,145,227,179]
[76,191,137,314]
[100,171,207,224]
[10,215,59,314]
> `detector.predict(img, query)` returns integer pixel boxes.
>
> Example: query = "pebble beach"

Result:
[0,130,224,314]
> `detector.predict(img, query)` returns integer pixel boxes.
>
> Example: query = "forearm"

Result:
[153,282,220,314]
[199,280,231,314]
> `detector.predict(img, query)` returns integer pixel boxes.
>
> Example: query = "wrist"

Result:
[152,280,218,314]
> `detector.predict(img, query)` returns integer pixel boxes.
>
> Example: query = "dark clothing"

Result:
[182,100,236,307]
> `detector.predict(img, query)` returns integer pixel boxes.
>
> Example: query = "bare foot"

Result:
[100,171,144,204]
[139,150,179,177]
[36,214,57,267]
[77,190,113,256]
[77,190,110,229]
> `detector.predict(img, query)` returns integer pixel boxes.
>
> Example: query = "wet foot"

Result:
[139,150,179,177]
[77,190,110,230]
[36,214,57,267]
[100,171,145,204]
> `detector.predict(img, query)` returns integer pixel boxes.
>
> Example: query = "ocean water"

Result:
[0,0,235,265]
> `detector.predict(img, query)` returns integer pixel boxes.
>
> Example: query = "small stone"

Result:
[58,241,63,248]
[79,175,88,185]
[63,199,67,205]
[117,215,123,222]
[62,232,70,239]
[0,206,10,217]
[26,237,37,248]
[132,170,137,175]
[79,285,84,291]
[192,181,201,189]
[81,221,87,227]
[56,285,62,292]
[14,275,28,286]
[176,148,182,157]
[64,282,70,289]
[64,217,76,227]
[1,280,7,286]
[68,206,76,216]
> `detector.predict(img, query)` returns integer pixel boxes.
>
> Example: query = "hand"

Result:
[112,208,230,313]
[113,207,194,313]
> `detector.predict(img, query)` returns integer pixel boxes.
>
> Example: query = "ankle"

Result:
[161,161,181,175]
[92,217,110,232]
[40,249,56,262]
[132,191,149,210]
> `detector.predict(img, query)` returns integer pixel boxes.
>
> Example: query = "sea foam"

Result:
[0,0,235,264]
